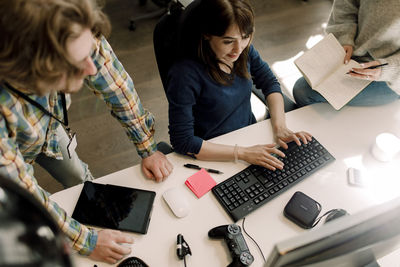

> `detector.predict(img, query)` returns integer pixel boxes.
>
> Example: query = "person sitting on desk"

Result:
[167,0,312,170]
[293,0,400,107]
[0,0,172,264]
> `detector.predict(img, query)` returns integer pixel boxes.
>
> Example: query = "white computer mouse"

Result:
[162,187,190,218]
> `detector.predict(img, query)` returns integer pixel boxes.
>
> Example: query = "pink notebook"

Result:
[185,169,217,198]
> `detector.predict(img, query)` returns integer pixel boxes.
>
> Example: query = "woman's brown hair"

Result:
[0,0,111,93]
[196,0,255,85]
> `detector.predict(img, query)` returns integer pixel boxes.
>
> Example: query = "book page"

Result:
[294,34,345,88]
[315,60,372,110]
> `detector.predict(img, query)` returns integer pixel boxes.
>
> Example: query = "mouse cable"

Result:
[242,217,267,263]
[312,209,343,228]
[241,209,345,263]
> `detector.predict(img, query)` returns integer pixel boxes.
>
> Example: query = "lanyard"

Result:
[4,82,71,135]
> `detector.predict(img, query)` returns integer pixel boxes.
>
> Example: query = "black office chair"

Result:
[0,176,73,266]
[153,0,196,88]
[129,0,172,31]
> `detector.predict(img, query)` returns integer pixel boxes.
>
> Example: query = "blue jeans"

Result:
[293,77,400,107]
[35,126,94,188]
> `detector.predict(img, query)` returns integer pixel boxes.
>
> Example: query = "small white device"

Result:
[347,167,369,188]
[162,187,190,218]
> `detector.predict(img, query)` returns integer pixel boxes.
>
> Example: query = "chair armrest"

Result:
[250,92,269,122]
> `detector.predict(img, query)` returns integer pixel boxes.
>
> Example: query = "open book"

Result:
[294,33,371,110]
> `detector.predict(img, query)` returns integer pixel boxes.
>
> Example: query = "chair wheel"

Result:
[129,21,136,31]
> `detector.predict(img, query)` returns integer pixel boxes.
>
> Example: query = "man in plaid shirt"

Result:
[0,0,173,263]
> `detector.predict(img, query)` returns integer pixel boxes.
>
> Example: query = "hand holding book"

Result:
[343,45,353,65]
[294,34,372,110]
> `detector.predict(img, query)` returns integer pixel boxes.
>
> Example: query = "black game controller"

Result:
[208,224,254,267]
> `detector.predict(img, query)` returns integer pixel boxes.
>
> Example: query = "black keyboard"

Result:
[212,137,335,221]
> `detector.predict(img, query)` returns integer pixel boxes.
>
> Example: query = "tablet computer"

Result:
[72,181,155,234]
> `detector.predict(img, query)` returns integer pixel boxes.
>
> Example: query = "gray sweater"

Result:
[326,0,400,94]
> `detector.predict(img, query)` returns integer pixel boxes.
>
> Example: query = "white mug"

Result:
[371,133,400,162]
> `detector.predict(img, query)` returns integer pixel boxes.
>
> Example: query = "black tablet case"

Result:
[72,181,155,234]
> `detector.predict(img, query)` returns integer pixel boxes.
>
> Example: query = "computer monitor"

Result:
[265,196,400,267]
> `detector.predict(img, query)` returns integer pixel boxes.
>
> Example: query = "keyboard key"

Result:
[226,180,235,187]
[269,189,275,194]
[216,188,224,197]
[222,196,231,205]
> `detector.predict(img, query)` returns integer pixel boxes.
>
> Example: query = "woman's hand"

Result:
[343,45,353,64]
[274,126,312,149]
[237,144,285,170]
[347,60,383,81]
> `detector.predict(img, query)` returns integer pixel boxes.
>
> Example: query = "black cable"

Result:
[183,256,187,267]
[240,208,344,265]
[241,217,267,263]
[312,209,341,227]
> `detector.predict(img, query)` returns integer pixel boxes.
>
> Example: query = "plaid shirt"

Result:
[0,36,157,254]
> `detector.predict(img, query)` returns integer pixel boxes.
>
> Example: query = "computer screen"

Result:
[265,196,400,267]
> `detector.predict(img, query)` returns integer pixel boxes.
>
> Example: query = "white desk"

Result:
[51,102,400,267]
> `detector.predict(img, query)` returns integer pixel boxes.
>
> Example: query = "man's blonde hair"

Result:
[0,0,111,93]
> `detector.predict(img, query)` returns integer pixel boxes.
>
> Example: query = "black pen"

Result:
[364,63,389,69]
[184,163,224,174]
[347,63,389,74]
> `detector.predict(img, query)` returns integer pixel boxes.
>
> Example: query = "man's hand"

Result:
[89,229,133,264]
[141,151,173,182]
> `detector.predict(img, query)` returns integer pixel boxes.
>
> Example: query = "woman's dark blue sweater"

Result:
[166,45,282,155]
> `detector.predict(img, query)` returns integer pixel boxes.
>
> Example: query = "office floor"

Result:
[35,0,333,193]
